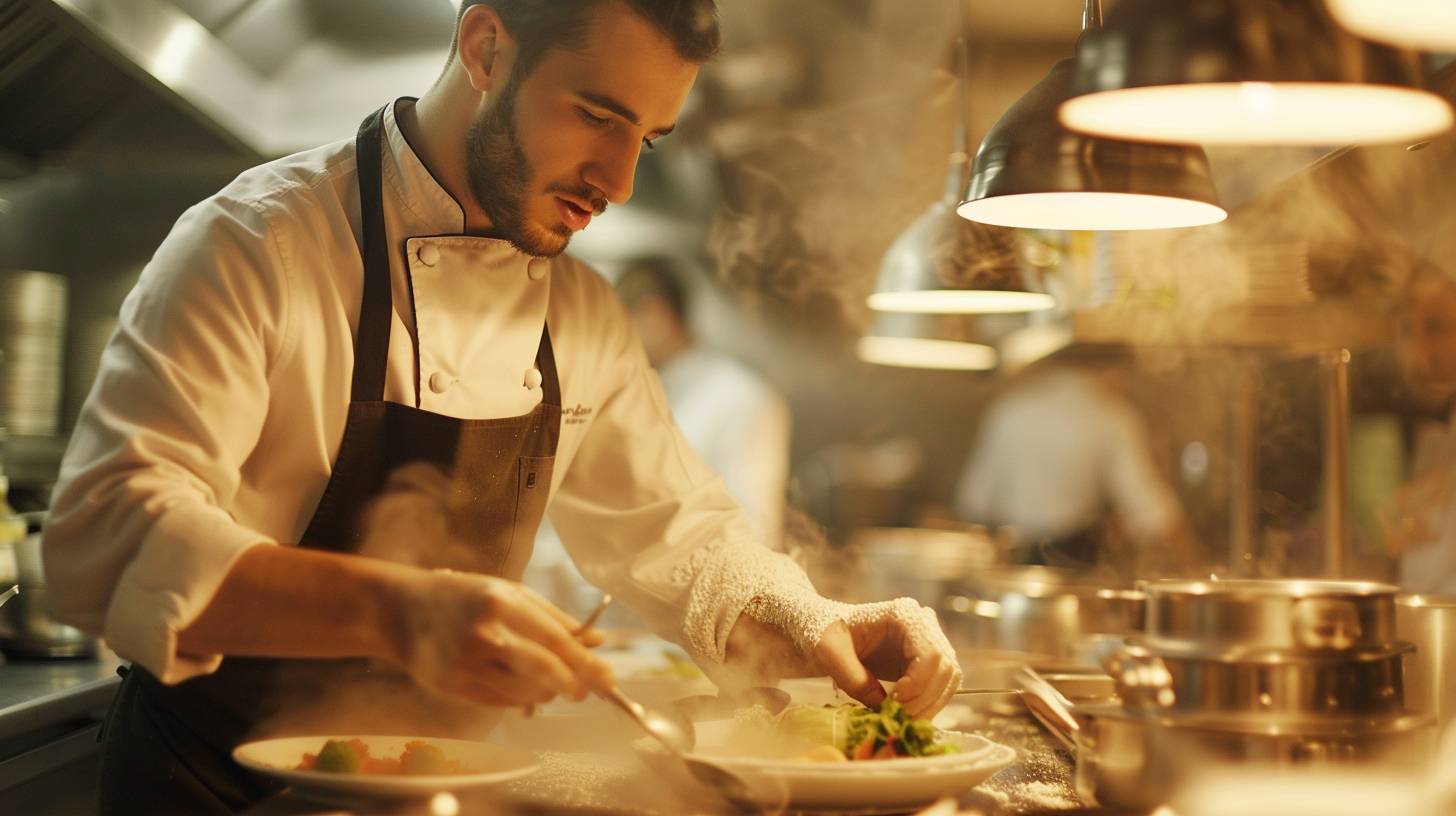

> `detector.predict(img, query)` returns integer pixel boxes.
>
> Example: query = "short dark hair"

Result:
[455,0,720,78]
[616,257,689,322]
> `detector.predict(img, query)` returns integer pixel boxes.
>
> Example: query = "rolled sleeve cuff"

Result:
[104,503,271,685]
[679,544,846,664]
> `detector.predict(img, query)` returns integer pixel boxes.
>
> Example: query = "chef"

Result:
[41,1,961,813]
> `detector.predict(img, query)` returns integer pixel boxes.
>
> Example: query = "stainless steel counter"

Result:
[0,652,123,742]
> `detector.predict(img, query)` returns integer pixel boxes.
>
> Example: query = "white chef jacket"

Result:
[657,345,790,543]
[955,368,1182,544]
[42,98,799,684]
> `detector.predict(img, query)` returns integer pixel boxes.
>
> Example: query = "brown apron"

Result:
[96,106,562,815]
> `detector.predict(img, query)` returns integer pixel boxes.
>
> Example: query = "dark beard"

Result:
[464,76,572,258]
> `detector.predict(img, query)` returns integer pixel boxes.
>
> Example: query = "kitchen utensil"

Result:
[231,735,538,804]
[948,567,1143,662]
[1140,579,1398,655]
[0,585,16,607]
[2,528,97,658]
[1071,703,1435,809]
[575,593,612,634]
[601,684,762,810]
[1396,594,1456,733]
[1109,641,1410,717]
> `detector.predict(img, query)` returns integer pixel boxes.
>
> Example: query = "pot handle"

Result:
[1014,666,1080,751]
[1102,647,1176,712]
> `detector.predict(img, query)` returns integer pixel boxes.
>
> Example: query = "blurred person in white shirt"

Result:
[616,257,791,543]
[954,347,1194,573]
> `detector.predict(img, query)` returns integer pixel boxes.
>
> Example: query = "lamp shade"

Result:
[868,197,1054,314]
[1325,0,1456,52]
[958,59,1227,231]
[1061,0,1454,146]
[857,311,998,371]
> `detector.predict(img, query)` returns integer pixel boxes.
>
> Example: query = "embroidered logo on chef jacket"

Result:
[564,404,594,426]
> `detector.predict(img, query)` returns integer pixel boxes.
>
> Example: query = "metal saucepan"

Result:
[1397,594,1456,733]
[1140,579,1399,655]
[947,566,1144,662]
[1107,641,1412,718]
[1069,704,1435,810]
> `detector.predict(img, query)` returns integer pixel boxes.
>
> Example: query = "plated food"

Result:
[719,699,961,762]
[233,735,539,802]
[296,738,475,775]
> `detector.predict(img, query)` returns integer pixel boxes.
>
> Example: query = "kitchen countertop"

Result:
[0,651,124,743]
[245,705,1091,816]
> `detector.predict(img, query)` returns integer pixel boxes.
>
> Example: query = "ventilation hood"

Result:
[0,0,456,170]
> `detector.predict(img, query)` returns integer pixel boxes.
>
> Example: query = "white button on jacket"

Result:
[41,98,804,684]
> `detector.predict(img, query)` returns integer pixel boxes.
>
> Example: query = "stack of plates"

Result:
[0,272,67,437]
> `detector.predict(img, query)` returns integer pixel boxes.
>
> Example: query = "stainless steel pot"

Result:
[1108,642,1410,718]
[1397,594,1456,732]
[1,524,97,659]
[948,566,1144,661]
[1070,704,1435,809]
[1141,579,1399,655]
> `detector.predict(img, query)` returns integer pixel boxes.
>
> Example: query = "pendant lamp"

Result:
[1060,0,1454,146]
[866,10,1057,315]
[957,0,1227,231]
[1326,0,1456,52]
[857,311,998,371]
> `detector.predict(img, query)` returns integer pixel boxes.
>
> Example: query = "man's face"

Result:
[465,5,699,257]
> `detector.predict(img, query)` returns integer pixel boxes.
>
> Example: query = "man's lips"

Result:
[555,197,593,231]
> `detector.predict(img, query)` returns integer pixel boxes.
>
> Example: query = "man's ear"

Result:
[456,5,514,94]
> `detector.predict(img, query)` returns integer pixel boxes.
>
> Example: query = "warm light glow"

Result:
[1060,83,1454,146]
[430,792,461,816]
[1327,0,1456,51]
[957,192,1227,231]
[151,22,205,86]
[867,290,1056,314]
[857,337,998,370]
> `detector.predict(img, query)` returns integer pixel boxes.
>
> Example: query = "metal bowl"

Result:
[1141,579,1399,655]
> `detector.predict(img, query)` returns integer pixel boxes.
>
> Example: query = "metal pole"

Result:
[1229,360,1259,575]
[1322,348,1351,578]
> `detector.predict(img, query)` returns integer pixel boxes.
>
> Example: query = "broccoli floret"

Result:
[313,739,362,773]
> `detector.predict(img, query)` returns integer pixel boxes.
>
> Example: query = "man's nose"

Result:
[583,141,639,205]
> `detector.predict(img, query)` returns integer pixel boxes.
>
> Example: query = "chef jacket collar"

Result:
[382,97,534,265]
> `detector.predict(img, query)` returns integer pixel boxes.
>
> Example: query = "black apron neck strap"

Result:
[537,323,561,408]
[351,105,393,403]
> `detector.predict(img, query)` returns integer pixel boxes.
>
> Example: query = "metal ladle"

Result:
[576,595,765,812]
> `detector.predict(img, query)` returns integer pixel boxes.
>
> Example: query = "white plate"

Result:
[233,735,539,803]
[685,725,1017,811]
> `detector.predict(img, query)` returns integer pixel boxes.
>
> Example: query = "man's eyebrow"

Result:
[577,91,676,137]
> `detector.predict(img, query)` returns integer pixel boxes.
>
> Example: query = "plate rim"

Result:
[684,730,1015,775]
[231,734,540,794]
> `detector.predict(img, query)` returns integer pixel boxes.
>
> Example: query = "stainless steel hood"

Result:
[1,0,455,168]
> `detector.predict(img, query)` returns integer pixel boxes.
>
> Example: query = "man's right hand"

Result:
[389,569,615,708]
